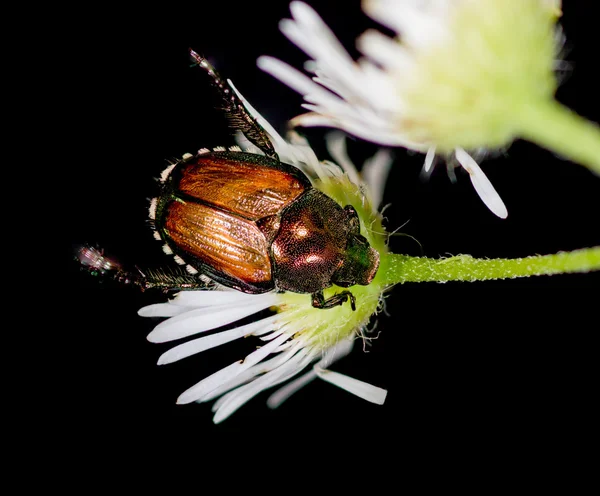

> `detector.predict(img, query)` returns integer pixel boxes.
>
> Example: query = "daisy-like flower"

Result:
[139,85,392,423]
[257,0,572,218]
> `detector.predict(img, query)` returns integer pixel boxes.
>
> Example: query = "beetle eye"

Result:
[343,205,361,234]
[354,234,368,246]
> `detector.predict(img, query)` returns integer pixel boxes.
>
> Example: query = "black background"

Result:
[55,0,597,468]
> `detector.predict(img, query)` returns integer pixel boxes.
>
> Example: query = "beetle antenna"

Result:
[75,244,205,291]
[189,49,278,160]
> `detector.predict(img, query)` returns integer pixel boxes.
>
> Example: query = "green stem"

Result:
[517,98,600,175]
[381,246,600,285]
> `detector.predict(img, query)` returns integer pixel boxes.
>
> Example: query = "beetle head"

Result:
[332,234,380,287]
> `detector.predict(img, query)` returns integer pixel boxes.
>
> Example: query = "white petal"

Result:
[300,102,425,150]
[318,338,355,369]
[212,351,310,414]
[200,340,305,403]
[138,290,255,317]
[312,72,347,100]
[146,294,278,343]
[137,303,190,318]
[288,2,353,66]
[239,332,289,369]
[234,131,264,156]
[212,348,316,423]
[284,2,368,102]
[337,117,423,148]
[355,58,404,111]
[299,102,367,128]
[300,100,361,123]
[266,369,318,409]
[291,112,338,128]
[357,29,411,72]
[283,130,324,177]
[293,111,407,151]
[257,56,322,98]
[267,338,354,408]
[325,132,361,186]
[168,290,257,307]
[314,366,387,405]
[259,56,424,149]
[177,361,244,405]
[282,5,401,112]
[361,148,394,208]
[156,315,279,365]
[455,148,508,219]
[363,0,449,49]
[259,328,288,341]
[423,146,436,173]
[257,57,349,116]
[177,332,290,405]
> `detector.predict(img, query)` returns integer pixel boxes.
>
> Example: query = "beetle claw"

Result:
[311,290,356,311]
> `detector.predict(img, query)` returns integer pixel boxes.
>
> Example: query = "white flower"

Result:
[140,87,391,423]
[140,288,386,423]
[258,1,564,218]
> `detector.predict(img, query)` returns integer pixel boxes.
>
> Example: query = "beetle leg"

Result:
[189,49,277,160]
[76,245,207,292]
[311,290,356,311]
[107,266,206,292]
[130,267,210,292]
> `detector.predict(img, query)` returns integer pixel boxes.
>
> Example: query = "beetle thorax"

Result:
[271,189,355,294]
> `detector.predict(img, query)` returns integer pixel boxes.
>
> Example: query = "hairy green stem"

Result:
[381,246,600,286]
[517,99,600,176]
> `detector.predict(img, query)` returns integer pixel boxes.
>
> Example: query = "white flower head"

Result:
[140,87,392,423]
[258,0,564,218]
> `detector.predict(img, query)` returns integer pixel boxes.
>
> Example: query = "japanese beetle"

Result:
[80,50,380,310]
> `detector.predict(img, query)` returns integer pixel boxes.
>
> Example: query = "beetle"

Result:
[79,50,380,310]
